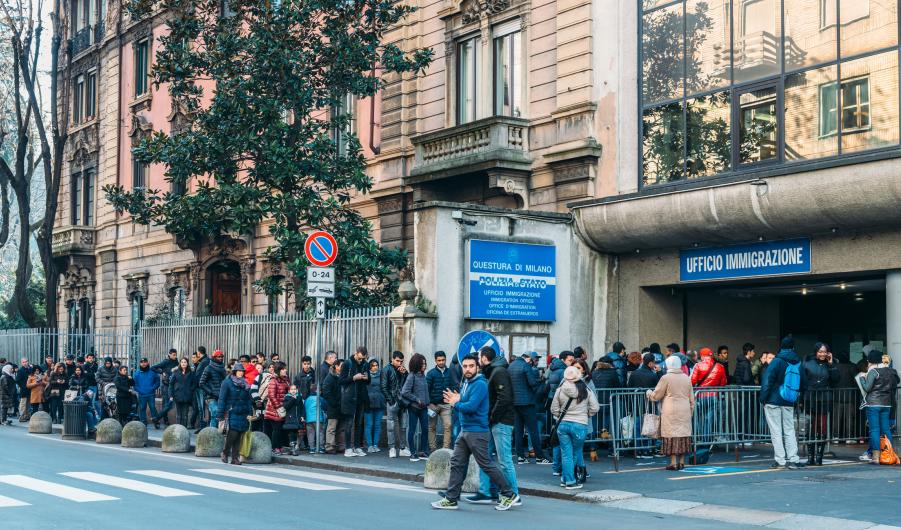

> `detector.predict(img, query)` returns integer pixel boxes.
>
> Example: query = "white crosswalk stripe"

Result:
[247,467,433,494]
[60,472,201,497]
[192,468,347,491]
[127,470,276,494]
[0,495,29,508]
[0,475,118,503]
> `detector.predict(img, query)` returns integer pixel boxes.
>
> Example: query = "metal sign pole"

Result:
[315,297,324,454]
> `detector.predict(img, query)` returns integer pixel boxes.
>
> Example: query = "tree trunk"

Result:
[8,192,38,326]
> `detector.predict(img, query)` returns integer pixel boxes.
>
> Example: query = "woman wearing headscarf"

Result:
[647,356,695,470]
[217,362,254,465]
[550,366,599,489]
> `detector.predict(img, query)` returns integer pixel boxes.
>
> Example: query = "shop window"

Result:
[457,35,479,124]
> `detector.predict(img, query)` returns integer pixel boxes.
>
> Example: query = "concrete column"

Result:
[886,270,901,368]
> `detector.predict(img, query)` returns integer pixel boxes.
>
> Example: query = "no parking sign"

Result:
[305,231,338,267]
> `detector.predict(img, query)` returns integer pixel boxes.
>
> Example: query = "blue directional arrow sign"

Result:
[456,330,502,364]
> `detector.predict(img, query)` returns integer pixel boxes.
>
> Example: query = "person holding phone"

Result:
[801,342,839,466]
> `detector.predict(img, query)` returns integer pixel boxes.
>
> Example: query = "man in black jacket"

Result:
[508,352,549,464]
[200,350,227,430]
[15,358,31,421]
[426,351,457,450]
[292,355,315,400]
[191,346,210,432]
[381,351,409,458]
[628,354,660,388]
[340,346,370,457]
[152,349,179,426]
[467,347,519,504]
[734,343,757,386]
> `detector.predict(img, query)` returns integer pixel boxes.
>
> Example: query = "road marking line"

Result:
[603,458,774,474]
[127,470,276,494]
[192,468,347,491]
[60,472,201,497]
[0,494,29,508]
[0,475,118,503]
[244,466,432,493]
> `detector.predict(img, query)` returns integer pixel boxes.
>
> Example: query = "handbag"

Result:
[880,435,900,465]
[276,406,287,418]
[239,430,253,458]
[619,415,635,445]
[64,389,78,402]
[218,412,229,435]
[641,399,661,439]
[548,397,575,448]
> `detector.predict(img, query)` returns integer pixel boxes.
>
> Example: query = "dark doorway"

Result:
[208,260,242,316]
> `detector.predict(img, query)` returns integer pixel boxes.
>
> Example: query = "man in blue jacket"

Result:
[509,352,549,464]
[432,352,519,512]
[759,336,805,469]
[133,357,161,427]
[426,351,456,450]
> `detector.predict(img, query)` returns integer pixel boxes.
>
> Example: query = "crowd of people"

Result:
[0,333,897,506]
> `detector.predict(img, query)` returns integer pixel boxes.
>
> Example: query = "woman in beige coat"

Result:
[646,356,695,470]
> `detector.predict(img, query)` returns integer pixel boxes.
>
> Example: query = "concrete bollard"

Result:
[161,424,191,453]
[95,418,123,444]
[245,431,272,464]
[121,421,148,448]
[195,427,225,457]
[423,448,480,492]
[28,411,53,434]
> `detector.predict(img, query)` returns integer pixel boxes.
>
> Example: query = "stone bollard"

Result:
[121,421,148,448]
[28,411,53,434]
[424,448,480,492]
[95,418,122,444]
[195,427,225,457]
[161,424,191,453]
[245,431,272,464]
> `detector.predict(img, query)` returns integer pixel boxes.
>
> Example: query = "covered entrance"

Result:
[207,260,242,316]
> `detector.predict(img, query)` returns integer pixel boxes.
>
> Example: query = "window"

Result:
[85,70,96,120]
[134,39,150,97]
[132,156,146,189]
[639,0,900,187]
[332,93,355,157]
[73,74,85,124]
[493,21,522,117]
[169,287,186,320]
[457,36,479,124]
[70,169,95,226]
[131,293,144,333]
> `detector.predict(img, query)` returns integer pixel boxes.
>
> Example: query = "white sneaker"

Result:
[367,446,377,453]
[399,448,411,457]
[389,448,398,458]
[354,448,367,457]
[344,449,356,457]
[859,452,872,462]
[372,447,381,453]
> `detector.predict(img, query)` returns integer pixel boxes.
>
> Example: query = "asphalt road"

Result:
[0,426,762,530]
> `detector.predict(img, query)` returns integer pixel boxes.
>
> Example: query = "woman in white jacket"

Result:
[550,366,599,489]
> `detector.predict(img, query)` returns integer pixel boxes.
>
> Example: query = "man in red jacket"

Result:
[691,348,727,444]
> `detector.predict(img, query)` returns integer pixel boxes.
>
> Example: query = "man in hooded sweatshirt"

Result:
[431,352,519,511]
[759,336,806,469]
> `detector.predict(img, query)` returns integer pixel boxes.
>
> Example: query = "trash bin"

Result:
[63,400,88,440]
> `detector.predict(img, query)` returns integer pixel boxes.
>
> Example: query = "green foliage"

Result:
[105,0,432,310]
[0,273,46,329]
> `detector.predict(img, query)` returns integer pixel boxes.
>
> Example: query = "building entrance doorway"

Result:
[208,260,242,316]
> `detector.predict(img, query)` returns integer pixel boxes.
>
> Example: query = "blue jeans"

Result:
[137,395,158,425]
[558,421,588,486]
[479,423,518,496]
[407,407,429,454]
[207,399,219,429]
[866,406,891,452]
[365,409,384,448]
[87,386,101,418]
[698,397,717,443]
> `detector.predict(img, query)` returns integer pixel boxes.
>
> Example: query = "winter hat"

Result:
[529,351,540,361]
[232,362,245,374]
[780,336,795,350]
[213,349,224,358]
[1,364,13,376]
[665,356,682,374]
[104,357,113,364]
[699,347,713,358]
[867,350,883,364]
[563,365,581,382]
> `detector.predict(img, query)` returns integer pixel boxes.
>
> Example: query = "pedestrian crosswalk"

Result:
[0,466,425,508]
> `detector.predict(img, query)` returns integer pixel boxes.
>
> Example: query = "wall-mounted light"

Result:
[757,236,765,242]
[840,282,847,290]
[801,288,808,295]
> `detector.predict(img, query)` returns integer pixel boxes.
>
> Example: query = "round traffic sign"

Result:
[304,231,339,267]
[456,330,502,364]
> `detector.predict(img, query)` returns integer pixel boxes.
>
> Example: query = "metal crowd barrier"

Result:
[582,385,892,471]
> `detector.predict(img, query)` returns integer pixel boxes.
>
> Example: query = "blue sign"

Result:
[468,240,556,322]
[680,466,749,475]
[457,330,502,364]
[680,238,811,282]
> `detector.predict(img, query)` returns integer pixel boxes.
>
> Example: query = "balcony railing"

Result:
[713,31,805,78]
[408,116,531,183]
[70,23,105,56]
[52,226,97,257]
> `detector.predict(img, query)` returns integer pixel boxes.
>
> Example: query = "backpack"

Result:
[778,362,801,403]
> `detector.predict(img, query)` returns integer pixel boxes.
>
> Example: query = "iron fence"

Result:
[0,307,392,376]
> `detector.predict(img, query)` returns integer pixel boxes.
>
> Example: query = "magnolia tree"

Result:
[106,0,431,310]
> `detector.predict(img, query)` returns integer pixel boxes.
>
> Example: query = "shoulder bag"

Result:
[548,396,575,448]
